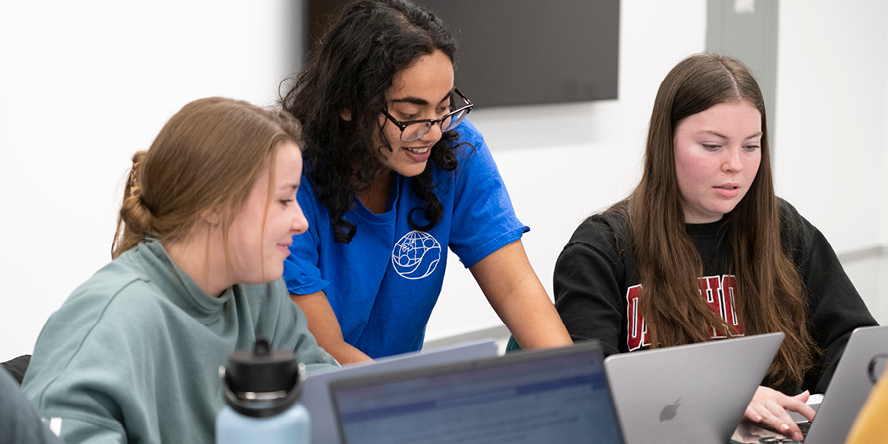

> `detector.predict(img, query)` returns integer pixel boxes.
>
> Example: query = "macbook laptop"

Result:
[303,339,498,444]
[791,325,888,444]
[328,341,625,444]
[604,332,785,444]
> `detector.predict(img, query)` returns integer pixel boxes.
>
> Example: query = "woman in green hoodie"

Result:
[21,97,338,444]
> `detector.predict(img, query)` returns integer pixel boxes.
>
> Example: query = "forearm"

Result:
[495,288,572,349]
[470,240,571,350]
[290,292,373,365]
[320,341,373,365]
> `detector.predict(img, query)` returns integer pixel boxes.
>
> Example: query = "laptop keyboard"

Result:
[757,421,810,443]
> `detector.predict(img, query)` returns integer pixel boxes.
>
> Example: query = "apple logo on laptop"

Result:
[659,399,681,422]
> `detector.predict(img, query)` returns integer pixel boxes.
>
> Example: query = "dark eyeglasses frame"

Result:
[381,88,473,141]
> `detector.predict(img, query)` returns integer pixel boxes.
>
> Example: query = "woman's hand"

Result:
[745,386,816,442]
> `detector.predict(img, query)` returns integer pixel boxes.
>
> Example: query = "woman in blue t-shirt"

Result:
[280,0,571,363]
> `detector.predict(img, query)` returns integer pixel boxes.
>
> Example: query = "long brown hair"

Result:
[112,97,303,260]
[624,53,816,392]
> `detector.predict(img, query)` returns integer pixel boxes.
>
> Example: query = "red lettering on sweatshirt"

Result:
[698,275,743,337]
[625,275,742,350]
[626,285,647,351]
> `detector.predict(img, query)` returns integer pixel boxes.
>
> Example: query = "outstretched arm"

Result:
[290,291,373,365]
[470,240,573,349]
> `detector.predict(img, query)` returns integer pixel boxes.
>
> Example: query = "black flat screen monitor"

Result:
[306,0,620,108]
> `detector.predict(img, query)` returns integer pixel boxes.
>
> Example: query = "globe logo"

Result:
[391,231,441,280]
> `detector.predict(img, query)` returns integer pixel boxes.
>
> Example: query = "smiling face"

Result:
[673,100,763,224]
[227,141,308,285]
[376,49,455,177]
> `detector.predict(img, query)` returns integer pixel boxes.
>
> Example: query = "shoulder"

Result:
[777,197,805,227]
[296,173,320,204]
[449,119,490,164]
[26,258,169,388]
[777,198,820,246]
[46,249,178,344]
[569,203,631,247]
[430,119,501,190]
[556,203,633,269]
[69,257,160,312]
[452,118,485,145]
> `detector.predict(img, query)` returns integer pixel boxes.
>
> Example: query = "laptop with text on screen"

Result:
[329,341,625,444]
[604,332,785,444]
[303,339,499,444]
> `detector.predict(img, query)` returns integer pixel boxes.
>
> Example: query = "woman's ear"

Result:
[340,109,352,121]
[203,208,221,227]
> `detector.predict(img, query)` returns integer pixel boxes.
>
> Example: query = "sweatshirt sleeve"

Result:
[39,419,125,444]
[554,216,629,356]
[0,368,67,444]
[780,200,878,393]
[22,282,161,444]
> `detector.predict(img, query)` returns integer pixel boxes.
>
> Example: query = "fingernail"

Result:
[779,424,790,431]
[793,432,804,441]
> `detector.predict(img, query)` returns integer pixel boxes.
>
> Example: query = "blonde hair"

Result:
[112,97,303,259]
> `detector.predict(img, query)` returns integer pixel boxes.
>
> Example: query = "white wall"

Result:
[1,0,885,360]
[427,0,888,339]
[426,0,709,341]
[773,0,888,323]
[0,1,302,359]
[774,1,887,251]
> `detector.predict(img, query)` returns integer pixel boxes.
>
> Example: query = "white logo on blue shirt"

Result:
[391,230,441,280]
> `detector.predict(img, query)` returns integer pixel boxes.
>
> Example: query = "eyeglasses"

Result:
[381,89,473,142]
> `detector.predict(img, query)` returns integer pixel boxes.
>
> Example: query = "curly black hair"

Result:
[281,0,462,243]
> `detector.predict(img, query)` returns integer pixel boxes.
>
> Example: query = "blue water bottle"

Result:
[216,338,310,444]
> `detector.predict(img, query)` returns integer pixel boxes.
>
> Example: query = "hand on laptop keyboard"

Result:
[744,387,815,442]
[759,437,799,443]
[756,421,810,443]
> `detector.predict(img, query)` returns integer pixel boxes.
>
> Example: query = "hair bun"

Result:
[119,151,156,237]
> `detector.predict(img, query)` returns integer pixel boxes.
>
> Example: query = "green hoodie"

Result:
[23,239,338,443]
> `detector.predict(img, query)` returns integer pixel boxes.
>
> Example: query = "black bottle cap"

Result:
[225,338,298,394]
[221,338,303,417]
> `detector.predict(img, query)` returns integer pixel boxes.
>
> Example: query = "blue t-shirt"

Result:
[283,120,528,358]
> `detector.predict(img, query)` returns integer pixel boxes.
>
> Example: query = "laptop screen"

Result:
[329,342,624,444]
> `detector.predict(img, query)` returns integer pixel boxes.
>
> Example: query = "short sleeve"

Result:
[447,121,528,268]
[283,179,330,295]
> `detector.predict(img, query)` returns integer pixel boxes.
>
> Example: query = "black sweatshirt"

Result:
[554,199,877,393]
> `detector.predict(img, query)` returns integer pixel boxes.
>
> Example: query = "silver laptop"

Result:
[794,325,888,444]
[328,341,626,444]
[303,339,498,444]
[604,332,785,444]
